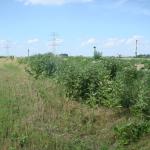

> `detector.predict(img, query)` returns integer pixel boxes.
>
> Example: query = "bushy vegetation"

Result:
[18,54,150,148]
[114,120,150,145]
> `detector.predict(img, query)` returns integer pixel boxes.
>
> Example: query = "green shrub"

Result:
[26,55,58,78]
[42,61,57,77]
[60,62,112,105]
[114,120,150,145]
[19,54,150,147]
[116,66,139,109]
[103,58,124,79]
[132,70,150,119]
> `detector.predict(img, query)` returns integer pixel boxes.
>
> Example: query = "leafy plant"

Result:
[114,120,150,145]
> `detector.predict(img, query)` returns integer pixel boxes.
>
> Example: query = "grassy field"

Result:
[0,58,150,150]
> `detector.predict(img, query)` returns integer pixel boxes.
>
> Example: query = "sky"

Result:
[0,0,150,56]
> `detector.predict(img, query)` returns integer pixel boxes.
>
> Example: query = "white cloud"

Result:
[79,35,148,56]
[27,38,40,44]
[115,0,129,6]
[0,40,6,49]
[141,9,150,16]
[0,40,9,44]
[81,36,144,49]
[0,40,16,48]
[126,35,143,46]
[133,7,150,16]
[18,0,93,5]
[101,35,144,49]
[102,0,129,9]
[81,38,97,47]
[103,38,125,48]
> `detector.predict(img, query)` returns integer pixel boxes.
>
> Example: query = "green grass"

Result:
[0,59,149,150]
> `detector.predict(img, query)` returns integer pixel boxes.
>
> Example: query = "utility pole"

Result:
[28,48,30,57]
[135,40,138,57]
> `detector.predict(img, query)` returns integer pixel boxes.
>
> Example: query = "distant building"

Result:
[59,53,68,57]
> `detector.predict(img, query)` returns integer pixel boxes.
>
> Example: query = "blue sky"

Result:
[0,0,150,56]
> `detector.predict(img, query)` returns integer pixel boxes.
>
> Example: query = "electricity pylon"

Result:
[3,40,10,57]
[49,32,60,54]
